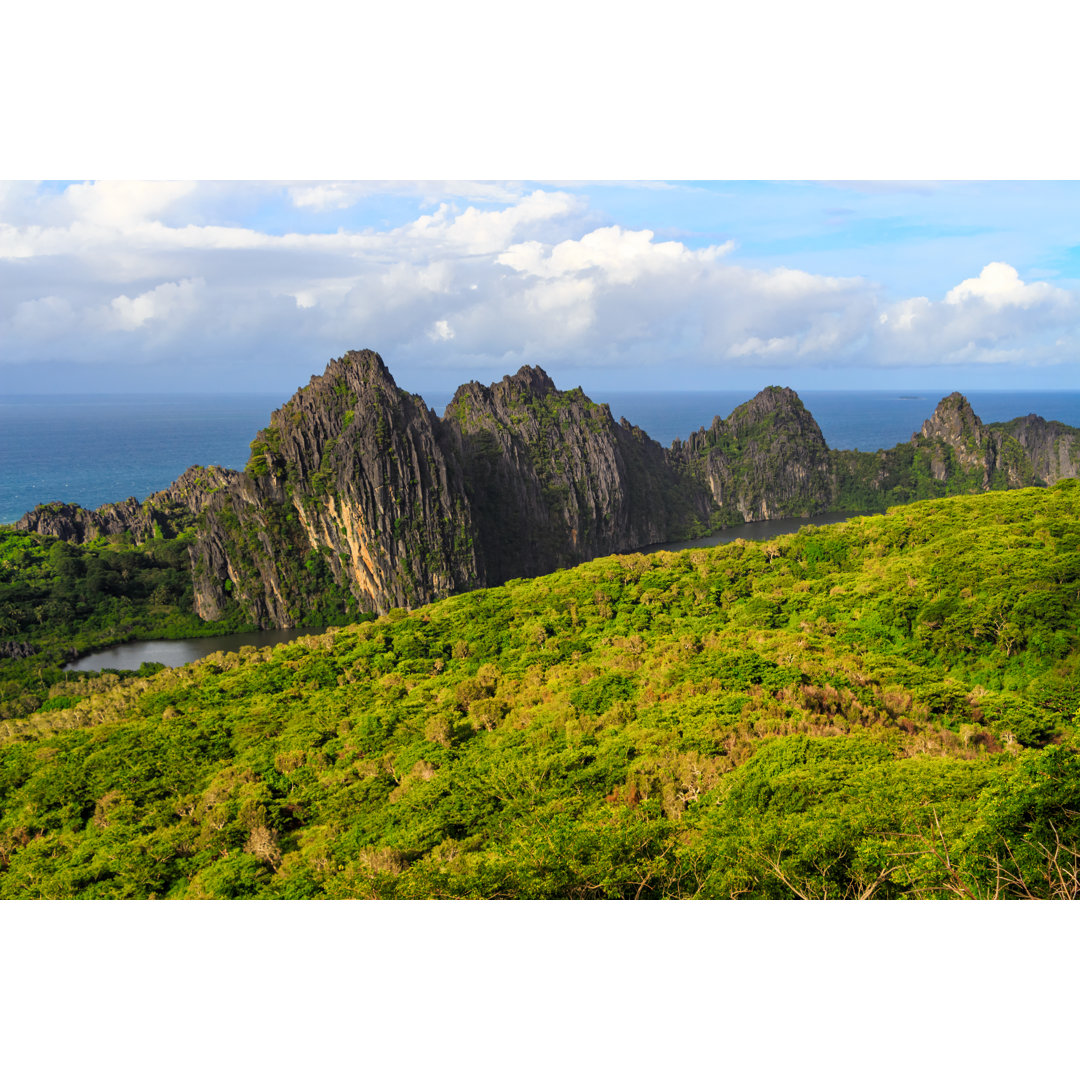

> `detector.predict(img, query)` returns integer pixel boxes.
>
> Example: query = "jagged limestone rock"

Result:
[670,386,835,521]
[189,350,481,625]
[16,465,237,544]
[444,366,701,581]
[16,351,1080,628]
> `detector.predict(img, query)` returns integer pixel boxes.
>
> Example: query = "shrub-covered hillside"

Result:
[2,482,1080,899]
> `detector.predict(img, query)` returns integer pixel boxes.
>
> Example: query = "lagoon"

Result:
[64,627,326,673]
[638,510,860,554]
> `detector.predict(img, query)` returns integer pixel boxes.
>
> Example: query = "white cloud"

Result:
[59,181,198,227]
[2,183,1080,385]
[498,225,732,284]
[104,278,204,331]
[872,262,1080,367]
[727,335,798,359]
[945,261,1065,309]
[879,296,932,331]
[12,295,75,336]
[405,190,581,254]
[287,181,529,212]
[288,184,362,211]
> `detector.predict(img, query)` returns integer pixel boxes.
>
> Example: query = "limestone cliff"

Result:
[831,393,1058,511]
[991,413,1080,485]
[16,352,1080,630]
[913,392,1034,490]
[670,386,835,522]
[188,350,480,625]
[443,366,703,582]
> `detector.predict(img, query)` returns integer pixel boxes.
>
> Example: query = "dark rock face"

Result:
[443,366,700,582]
[0,641,38,660]
[16,351,1080,629]
[189,351,481,625]
[992,413,1080,485]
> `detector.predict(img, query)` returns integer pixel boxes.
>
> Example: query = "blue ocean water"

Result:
[1,394,284,524]
[4,389,1080,525]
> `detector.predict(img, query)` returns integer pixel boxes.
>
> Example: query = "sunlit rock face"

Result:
[189,350,482,625]
[18,351,1080,629]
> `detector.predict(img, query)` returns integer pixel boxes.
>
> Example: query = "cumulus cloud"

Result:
[104,278,205,331]
[58,181,199,227]
[498,226,733,284]
[2,181,1079,388]
[945,261,1067,309]
[403,190,582,255]
[876,262,1079,366]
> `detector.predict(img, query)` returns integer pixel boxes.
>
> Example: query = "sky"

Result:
[4,179,1080,397]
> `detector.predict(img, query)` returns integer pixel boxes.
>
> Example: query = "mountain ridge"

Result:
[17,350,1080,626]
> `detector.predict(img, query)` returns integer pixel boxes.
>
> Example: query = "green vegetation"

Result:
[0,528,254,720]
[3,482,1079,898]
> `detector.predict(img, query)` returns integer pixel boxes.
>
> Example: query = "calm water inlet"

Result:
[64,628,326,672]
[638,511,861,554]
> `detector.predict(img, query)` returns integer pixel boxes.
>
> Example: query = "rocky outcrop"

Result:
[0,641,38,660]
[912,393,1033,489]
[444,366,703,582]
[830,392,1067,511]
[17,498,145,545]
[17,465,236,544]
[16,351,1080,629]
[189,351,481,625]
[189,368,878,625]
[992,413,1080,485]
[670,386,835,522]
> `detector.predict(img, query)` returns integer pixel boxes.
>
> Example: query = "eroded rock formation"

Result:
[16,350,1080,627]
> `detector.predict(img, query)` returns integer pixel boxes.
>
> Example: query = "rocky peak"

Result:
[729,386,822,434]
[193,348,481,625]
[274,349,397,424]
[500,365,558,398]
[328,348,396,387]
[744,384,806,413]
[446,365,559,418]
[918,392,984,446]
[674,385,826,457]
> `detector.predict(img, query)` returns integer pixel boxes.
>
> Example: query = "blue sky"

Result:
[3,179,1080,396]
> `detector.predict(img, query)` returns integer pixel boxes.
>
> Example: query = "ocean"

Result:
[4,388,1080,525]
